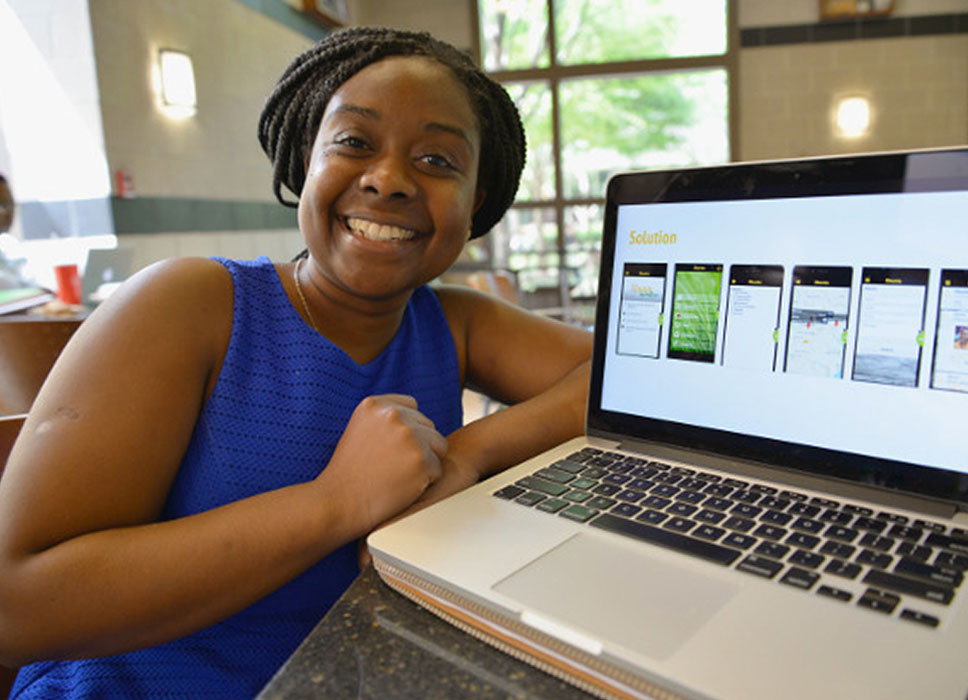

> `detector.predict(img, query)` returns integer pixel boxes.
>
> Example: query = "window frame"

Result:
[472,0,739,317]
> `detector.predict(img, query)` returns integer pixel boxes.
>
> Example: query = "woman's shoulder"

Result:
[82,256,235,359]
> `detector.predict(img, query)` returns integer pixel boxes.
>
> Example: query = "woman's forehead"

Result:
[325,56,478,132]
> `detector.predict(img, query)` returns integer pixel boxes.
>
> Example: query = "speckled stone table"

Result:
[256,566,595,699]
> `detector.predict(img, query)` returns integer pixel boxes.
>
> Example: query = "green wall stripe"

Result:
[234,0,330,42]
[111,197,298,234]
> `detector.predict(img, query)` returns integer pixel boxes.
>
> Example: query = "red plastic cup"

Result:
[53,264,82,305]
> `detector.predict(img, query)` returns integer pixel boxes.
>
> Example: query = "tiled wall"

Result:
[738,24,968,161]
[88,0,317,271]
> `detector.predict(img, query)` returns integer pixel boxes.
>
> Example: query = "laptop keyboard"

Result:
[493,447,968,629]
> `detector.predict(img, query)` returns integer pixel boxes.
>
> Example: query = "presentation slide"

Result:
[721,265,783,371]
[784,266,852,379]
[616,263,666,358]
[852,268,928,387]
[931,269,968,393]
[600,189,968,472]
[667,264,723,363]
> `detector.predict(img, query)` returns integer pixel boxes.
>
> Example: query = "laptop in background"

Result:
[82,247,134,305]
[368,147,968,700]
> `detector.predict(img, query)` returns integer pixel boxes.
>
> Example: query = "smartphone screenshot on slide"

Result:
[668,264,723,363]
[931,269,968,393]
[852,268,928,387]
[617,263,667,358]
[721,265,783,371]
[785,266,852,378]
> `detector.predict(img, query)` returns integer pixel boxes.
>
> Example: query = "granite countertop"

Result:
[256,566,596,699]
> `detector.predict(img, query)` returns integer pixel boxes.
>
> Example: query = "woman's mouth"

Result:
[345,217,418,242]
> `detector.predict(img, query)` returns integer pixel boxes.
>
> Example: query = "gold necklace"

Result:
[292,258,320,333]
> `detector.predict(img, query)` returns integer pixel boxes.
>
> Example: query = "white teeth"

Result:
[346,217,416,241]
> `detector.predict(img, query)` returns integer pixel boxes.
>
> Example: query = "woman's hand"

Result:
[318,394,447,538]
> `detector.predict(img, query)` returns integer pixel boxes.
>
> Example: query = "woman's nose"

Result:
[359,154,417,200]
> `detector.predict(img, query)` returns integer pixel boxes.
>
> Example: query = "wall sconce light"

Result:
[834,95,871,139]
[158,49,196,118]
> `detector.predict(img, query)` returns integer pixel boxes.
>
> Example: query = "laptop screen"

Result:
[588,148,968,505]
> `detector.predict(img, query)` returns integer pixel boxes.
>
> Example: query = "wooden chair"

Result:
[0,317,83,415]
[0,413,26,696]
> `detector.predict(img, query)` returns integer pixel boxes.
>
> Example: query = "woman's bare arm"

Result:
[0,259,444,666]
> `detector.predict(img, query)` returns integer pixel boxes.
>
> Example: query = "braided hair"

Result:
[258,26,525,239]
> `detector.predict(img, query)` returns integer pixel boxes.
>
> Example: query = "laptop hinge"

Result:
[606,435,961,521]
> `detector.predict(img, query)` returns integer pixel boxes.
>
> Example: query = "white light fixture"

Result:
[158,49,196,118]
[834,95,871,139]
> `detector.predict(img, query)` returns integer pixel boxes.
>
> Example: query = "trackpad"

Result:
[493,533,738,660]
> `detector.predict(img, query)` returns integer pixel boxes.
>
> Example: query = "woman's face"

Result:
[298,56,484,304]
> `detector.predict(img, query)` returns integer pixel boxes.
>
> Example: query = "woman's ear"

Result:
[473,188,487,214]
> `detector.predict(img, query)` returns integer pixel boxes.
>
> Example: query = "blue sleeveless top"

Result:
[12,256,462,699]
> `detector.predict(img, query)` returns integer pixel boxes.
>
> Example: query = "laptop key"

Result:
[696,509,727,524]
[552,459,587,474]
[899,609,940,628]
[515,492,546,507]
[518,476,569,497]
[935,551,968,571]
[761,509,793,526]
[535,467,576,484]
[817,585,852,602]
[755,542,790,560]
[896,542,932,562]
[494,484,526,500]
[825,558,862,580]
[863,569,955,605]
[753,524,787,541]
[820,541,855,559]
[789,549,825,569]
[611,503,641,519]
[858,588,900,614]
[736,554,784,579]
[859,533,895,551]
[664,517,697,534]
[586,496,617,510]
[637,509,669,525]
[694,525,727,542]
[780,567,820,590]
[925,532,968,555]
[559,504,598,523]
[590,513,740,566]
[536,498,569,513]
[722,533,757,550]
[723,516,756,533]
[894,557,964,588]
[856,549,893,569]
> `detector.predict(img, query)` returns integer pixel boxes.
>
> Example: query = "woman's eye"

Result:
[422,153,456,171]
[334,135,368,149]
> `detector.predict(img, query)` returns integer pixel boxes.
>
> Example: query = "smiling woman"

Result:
[0,26,591,699]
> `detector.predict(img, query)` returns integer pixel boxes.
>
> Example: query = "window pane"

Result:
[479,0,550,71]
[505,81,555,202]
[564,204,602,300]
[491,207,559,295]
[553,0,726,64]
[559,69,728,199]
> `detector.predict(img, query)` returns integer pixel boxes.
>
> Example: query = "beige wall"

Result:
[90,0,312,201]
[739,34,968,160]
[87,0,314,268]
[350,0,476,53]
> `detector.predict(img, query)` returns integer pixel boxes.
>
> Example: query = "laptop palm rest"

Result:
[492,533,739,660]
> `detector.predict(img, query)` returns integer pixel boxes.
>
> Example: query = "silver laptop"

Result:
[368,147,968,700]
[82,246,134,305]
